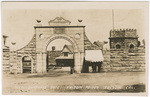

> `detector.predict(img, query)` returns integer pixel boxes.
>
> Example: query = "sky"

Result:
[47,39,72,50]
[2,2,148,50]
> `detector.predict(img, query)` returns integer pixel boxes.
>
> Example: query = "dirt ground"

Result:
[2,68,146,94]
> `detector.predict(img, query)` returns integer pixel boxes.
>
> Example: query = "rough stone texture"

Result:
[109,29,138,49]
[102,46,145,72]
[110,29,137,38]
[84,34,99,50]
[101,50,111,72]
[2,46,10,73]
[9,34,36,73]
[107,28,145,72]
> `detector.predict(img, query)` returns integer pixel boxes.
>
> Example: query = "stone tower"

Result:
[108,29,145,72]
[109,29,139,51]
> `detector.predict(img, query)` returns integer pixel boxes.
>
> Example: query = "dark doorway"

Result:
[22,56,31,73]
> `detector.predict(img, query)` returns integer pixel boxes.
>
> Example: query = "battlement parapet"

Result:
[110,28,138,38]
[110,28,136,32]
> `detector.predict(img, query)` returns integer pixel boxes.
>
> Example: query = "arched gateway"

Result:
[35,17,85,73]
[11,17,98,74]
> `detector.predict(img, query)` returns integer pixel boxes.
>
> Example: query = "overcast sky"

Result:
[2,2,148,50]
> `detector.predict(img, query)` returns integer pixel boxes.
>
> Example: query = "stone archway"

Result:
[35,17,85,74]
[36,34,83,73]
[21,55,33,73]
[43,34,79,52]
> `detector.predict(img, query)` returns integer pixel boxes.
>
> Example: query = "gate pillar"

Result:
[36,52,47,73]
[36,52,43,73]
[74,52,84,73]
[42,52,47,73]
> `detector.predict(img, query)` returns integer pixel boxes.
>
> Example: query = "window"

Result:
[64,52,69,56]
[75,33,80,39]
[39,34,43,39]
[116,44,121,49]
[130,44,134,49]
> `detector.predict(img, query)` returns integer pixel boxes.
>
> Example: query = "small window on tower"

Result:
[116,44,121,49]
[130,44,134,49]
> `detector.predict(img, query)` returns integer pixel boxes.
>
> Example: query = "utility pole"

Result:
[112,9,115,30]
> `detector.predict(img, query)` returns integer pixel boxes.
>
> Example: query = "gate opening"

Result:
[46,39,74,74]
[22,56,31,73]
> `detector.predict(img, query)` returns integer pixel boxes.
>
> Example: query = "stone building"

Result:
[46,45,74,69]
[109,29,139,50]
[55,45,74,67]
[61,45,74,58]
[107,29,145,72]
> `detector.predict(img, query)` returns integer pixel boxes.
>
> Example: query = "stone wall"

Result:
[110,38,125,49]
[109,29,138,50]
[110,29,137,38]
[102,50,111,72]
[9,34,36,73]
[125,39,138,49]
[102,46,145,72]
[2,46,10,73]
[84,34,99,50]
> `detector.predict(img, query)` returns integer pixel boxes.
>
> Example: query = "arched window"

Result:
[130,44,134,49]
[116,44,121,49]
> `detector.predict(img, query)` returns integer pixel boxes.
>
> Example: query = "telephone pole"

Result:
[112,9,115,30]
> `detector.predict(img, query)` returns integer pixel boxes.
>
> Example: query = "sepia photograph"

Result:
[1,1,149,95]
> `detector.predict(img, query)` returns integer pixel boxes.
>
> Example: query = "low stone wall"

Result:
[102,46,145,72]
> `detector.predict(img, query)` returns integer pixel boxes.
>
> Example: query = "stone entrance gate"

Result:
[8,17,97,74]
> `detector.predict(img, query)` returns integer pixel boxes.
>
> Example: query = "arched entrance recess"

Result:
[22,56,32,73]
[36,34,83,73]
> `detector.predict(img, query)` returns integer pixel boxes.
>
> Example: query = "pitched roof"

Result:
[48,17,71,25]
[84,34,100,50]
[93,41,104,49]
[62,45,74,53]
